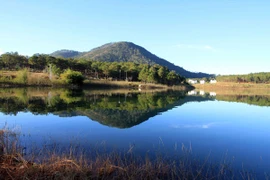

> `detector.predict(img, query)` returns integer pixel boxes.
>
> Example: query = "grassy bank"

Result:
[0,70,192,90]
[0,70,65,87]
[194,82,270,96]
[0,128,266,180]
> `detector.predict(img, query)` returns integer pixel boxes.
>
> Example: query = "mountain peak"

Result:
[50,42,213,78]
[51,49,81,58]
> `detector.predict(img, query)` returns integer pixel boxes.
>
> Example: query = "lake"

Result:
[0,88,269,178]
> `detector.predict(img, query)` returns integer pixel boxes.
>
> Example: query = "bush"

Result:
[15,68,28,85]
[60,69,85,86]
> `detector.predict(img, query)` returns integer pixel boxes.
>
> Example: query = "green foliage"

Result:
[158,66,169,84]
[15,69,28,85]
[147,66,158,83]
[137,65,186,85]
[108,62,121,78]
[1,52,28,70]
[60,69,85,86]
[100,62,110,79]
[138,65,149,82]
[166,70,185,86]
[29,55,47,71]
[51,64,62,76]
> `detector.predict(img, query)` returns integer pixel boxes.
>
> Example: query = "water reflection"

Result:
[0,88,214,128]
[171,122,222,129]
[1,88,269,130]
[187,90,270,106]
[1,88,269,178]
[217,94,270,106]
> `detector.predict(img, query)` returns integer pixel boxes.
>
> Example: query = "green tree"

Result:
[108,62,121,79]
[28,54,47,70]
[91,61,101,79]
[147,66,158,83]
[1,52,27,70]
[60,69,85,86]
[101,62,110,79]
[166,70,181,85]
[158,66,168,84]
[138,65,149,83]
[121,63,129,81]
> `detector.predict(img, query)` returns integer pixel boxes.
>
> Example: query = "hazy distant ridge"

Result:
[50,49,82,58]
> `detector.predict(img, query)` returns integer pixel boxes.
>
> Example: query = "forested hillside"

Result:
[51,42,213,78]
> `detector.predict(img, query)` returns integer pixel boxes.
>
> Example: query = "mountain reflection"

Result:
[2,88,268,129]
[0,88,214,128]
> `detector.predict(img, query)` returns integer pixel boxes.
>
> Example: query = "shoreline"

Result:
[193,82,270,95]
[0,71,192,91]
[194,82,270,89]
[0,80,193,91]
[84,79,193,91]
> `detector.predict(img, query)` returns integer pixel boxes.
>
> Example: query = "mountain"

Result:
[52,92,214,129]
[50,49,82,58]
[50,42,213,78]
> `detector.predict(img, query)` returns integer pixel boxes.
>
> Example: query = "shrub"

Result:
[60,69,85,86]
[15,68,28,85]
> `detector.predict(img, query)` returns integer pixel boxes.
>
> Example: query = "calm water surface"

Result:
[0,88,269,177]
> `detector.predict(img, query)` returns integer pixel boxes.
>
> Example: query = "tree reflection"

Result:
[0,88,216,128]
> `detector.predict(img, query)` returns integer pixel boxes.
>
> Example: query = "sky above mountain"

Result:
[1,0,269,75]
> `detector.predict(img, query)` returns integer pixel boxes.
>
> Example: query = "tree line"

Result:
[216,73,270,83]
[0,52,186,86]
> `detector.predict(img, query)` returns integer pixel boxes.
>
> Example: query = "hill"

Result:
[51,42,213,78]
[50,49,82,58]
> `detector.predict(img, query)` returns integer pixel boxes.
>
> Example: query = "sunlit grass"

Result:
[0,70,55,87]
[194,82,270,96]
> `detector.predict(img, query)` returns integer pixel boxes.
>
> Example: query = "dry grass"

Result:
[0,71,56,87]
[0,128,265,180]
[27,72,52,86]
[194,82,270,96]
[0,146,236,180]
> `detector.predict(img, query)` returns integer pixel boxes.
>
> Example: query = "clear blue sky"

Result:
[0,0,269,75]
